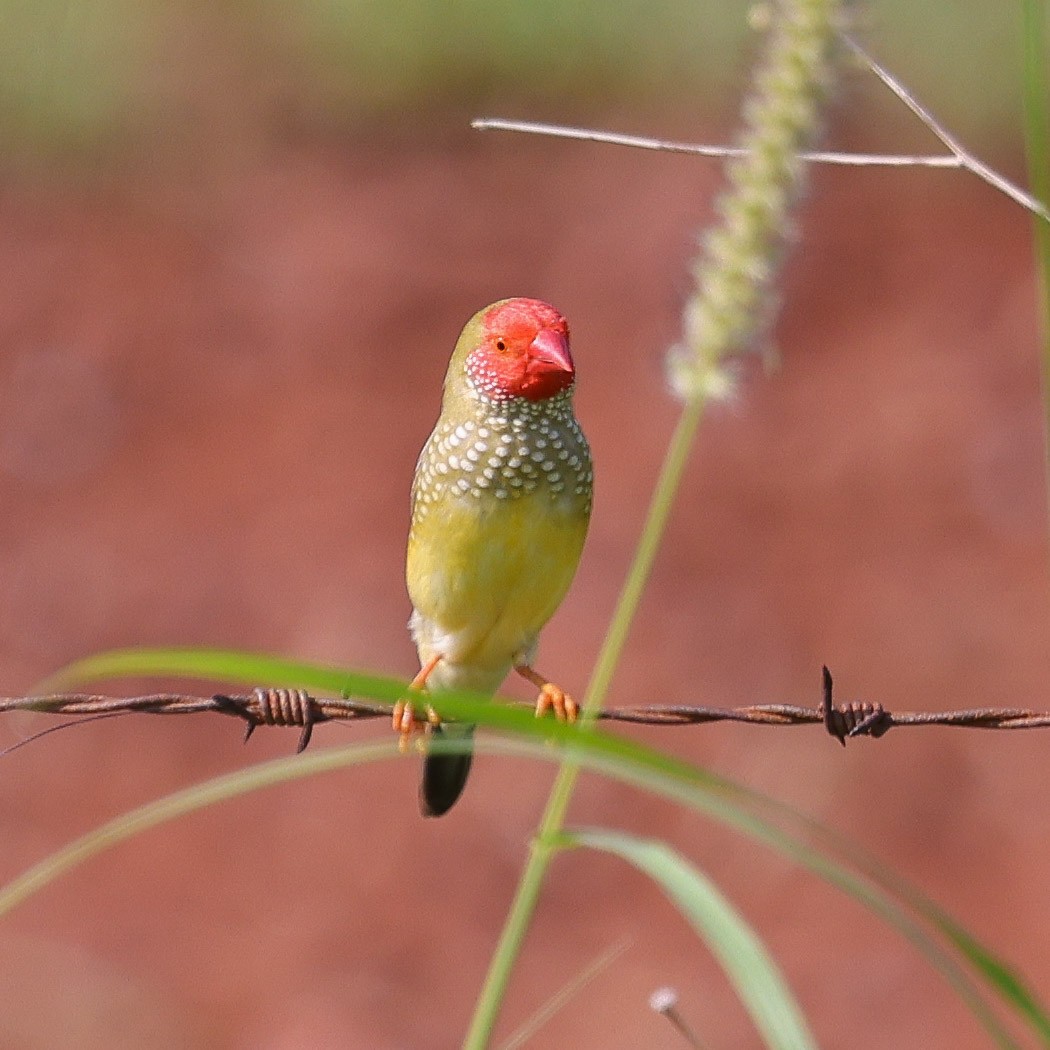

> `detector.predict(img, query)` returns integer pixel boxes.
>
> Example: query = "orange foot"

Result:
[514,665,579,722]
[394,654,443,751]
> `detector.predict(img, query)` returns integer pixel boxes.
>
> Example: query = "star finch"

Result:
[400,298,593,816]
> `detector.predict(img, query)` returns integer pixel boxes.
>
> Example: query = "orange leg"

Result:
[514,664,579,723]
[392,654,443,749]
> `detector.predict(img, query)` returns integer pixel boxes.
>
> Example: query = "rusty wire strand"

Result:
[2,671,1050,751]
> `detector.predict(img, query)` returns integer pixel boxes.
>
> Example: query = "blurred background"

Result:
[0,2,1045,1047]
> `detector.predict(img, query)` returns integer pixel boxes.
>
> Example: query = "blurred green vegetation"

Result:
[0,0,1030,161]
[0,0,157,153]
[264,0,751,112]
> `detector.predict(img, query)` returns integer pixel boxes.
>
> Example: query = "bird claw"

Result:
[534,683,578,723]
[392,699,441,754]
[394,654,444,751]
[391,700,413,754]
[515,664,578,723]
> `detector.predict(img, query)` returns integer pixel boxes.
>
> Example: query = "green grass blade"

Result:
[1020,0,1050,519]
[0,720,1024,1048]
[938,919,1050,1044]
[20,647,1040,1043]
[1020,0,1050,330]
[0,739,398,917]
[559,828,817,1050]
[741,793,1050,1046]
[34,646,408,703]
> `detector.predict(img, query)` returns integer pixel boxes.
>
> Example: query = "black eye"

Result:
[495,338,507,351]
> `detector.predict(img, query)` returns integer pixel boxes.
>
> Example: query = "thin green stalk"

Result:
[1020,0,1050,508]
[462,399,706,1050]
[581,399,708,723]
[465,0,837,1041]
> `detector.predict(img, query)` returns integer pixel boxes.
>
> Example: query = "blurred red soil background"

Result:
[0,27,1047,1050]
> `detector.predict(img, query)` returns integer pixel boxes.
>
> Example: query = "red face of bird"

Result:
[463,298,574,403]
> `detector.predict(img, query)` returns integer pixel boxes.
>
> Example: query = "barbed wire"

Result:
[1,669,1048,757]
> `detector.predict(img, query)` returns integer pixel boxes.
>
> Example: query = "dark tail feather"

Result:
[420,725,474,817]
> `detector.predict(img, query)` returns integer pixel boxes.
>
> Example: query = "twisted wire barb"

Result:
[2,671,1049,754]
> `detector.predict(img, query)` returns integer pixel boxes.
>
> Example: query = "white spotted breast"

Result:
[406,385,592,674]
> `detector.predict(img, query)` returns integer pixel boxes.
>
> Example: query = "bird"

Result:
[398,297,593,816]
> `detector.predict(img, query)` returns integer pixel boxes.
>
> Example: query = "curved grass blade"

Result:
[33,646,408,703]
[559,828,817,1050]
[785,813,1050,1046]
[0,725,1018,1048]
[0,738,398,917]
[22,646,1040,1043]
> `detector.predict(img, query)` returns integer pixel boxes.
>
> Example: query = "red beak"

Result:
[527,327,574,380]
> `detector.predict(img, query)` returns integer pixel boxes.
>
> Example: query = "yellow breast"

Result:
[407,488,588,674]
